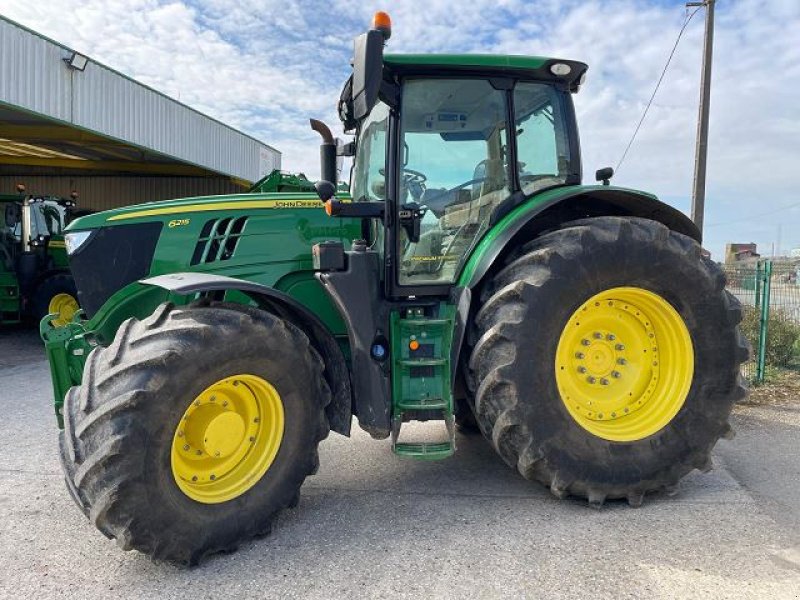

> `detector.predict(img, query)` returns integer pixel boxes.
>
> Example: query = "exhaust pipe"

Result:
[310,119,337,187]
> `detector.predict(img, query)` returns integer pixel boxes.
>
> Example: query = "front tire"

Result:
[468,217,748,506]
[59,302,330,564]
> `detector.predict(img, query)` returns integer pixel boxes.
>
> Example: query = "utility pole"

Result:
[686,0,715,238]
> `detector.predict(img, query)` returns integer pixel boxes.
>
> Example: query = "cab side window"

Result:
[513,83,572,195]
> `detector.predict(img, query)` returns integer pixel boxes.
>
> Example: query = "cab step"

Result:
[389,304,457,461]
[391,414,455,460]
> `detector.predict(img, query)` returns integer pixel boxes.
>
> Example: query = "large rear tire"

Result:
[468,217,748,506]
[59,302,330,564]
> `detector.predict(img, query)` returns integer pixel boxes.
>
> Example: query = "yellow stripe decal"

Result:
[49,241,66,247]
[107,198,325,221]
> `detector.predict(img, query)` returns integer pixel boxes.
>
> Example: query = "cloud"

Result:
[1,0,797,259]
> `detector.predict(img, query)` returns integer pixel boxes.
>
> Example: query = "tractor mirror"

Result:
[4,203,20,228]
[351,30,384,122]
[595,167,614,186]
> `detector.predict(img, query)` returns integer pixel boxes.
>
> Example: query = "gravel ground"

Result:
[1,329,799,599]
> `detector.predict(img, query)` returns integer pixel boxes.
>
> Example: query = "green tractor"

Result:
[1,185,80,327]
[42,13,747,564]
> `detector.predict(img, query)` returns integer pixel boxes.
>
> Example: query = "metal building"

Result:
[0,15,280,211]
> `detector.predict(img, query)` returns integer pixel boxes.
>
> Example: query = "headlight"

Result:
[64,230,94,255]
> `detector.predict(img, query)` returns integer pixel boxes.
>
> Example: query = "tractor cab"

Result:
[2,186,75,251]
[310,13,588,456]
[313,14,585,302]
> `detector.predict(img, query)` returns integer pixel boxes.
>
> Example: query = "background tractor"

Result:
[1,185,80,327]
[42,12,747,565]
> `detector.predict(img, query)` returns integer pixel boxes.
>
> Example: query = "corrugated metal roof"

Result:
[0,15,280,183]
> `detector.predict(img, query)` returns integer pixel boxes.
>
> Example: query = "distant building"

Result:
[790,248,800,258]
[724,243,760,264]
[0,15,280,212]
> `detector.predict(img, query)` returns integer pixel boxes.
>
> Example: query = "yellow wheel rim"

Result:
[171,374,284,504]
[555,287,694,442]
[48,293,79,327]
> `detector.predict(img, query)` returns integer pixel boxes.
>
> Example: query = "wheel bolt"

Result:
[617,358,627,365]
[177,430,184,437]
[593,332,602,339]
[192,476,198,482]
[253,417,260,423]
[600,378,609,386]
[233,381,239,387]
[210,474,216,481]
[222,401,228,407]
[607,334,616,341]
[214,451,220,457]
[249,436,256,442]
[611,371,621,378]
[615,343,625,351]
[586,376,596,384]
[575,352,585,359]
[183,444,189,451]
[581,339,590,346]
[578,366,587,373]
[210,395,216,401]
[196,450,202,456]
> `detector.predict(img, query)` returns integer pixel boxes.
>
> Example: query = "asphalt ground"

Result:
[1,329,799,599]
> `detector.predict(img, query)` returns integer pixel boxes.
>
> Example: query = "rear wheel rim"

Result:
[555,287,694,442]
[171,374,284,504]
[48,292,79,327]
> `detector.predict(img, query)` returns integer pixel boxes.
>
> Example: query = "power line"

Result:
[615,6,702,173]
[705,201,800,228]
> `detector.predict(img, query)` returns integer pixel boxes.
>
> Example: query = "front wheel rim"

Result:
[555,287,694,442]
[48,292,79,327]
[171,374,285,504]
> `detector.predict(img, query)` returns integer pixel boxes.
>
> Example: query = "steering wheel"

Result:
[402,168,427,185]
[402,168,427,201]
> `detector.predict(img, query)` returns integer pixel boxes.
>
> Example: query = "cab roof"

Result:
[383,54,588,91]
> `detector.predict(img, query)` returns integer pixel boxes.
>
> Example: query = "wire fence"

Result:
[723,260,800,383]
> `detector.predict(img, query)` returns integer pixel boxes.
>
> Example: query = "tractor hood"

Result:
[65,191,329,231]
[64,191,360,320]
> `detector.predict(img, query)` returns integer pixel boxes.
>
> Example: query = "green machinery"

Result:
[1,186,80,327]
[42,13,747,564]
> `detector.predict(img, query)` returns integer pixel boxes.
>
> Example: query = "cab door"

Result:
[388,78,512,297]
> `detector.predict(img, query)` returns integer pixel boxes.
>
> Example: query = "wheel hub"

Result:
[203,412,246,458]
[171,374,284,504]
[555,287,693,442]
[48,293,79,327]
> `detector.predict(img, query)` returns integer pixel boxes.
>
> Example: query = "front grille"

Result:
[190,217,248,265]
[70,222,162,318]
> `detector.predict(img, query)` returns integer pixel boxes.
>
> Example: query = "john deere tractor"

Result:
[1,185,80,327]
[42,13,747,564]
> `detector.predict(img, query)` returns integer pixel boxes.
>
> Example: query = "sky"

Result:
[1,0,798,260]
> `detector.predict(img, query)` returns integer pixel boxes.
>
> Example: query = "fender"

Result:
[457,184,700,290]
[141,272,353,436]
